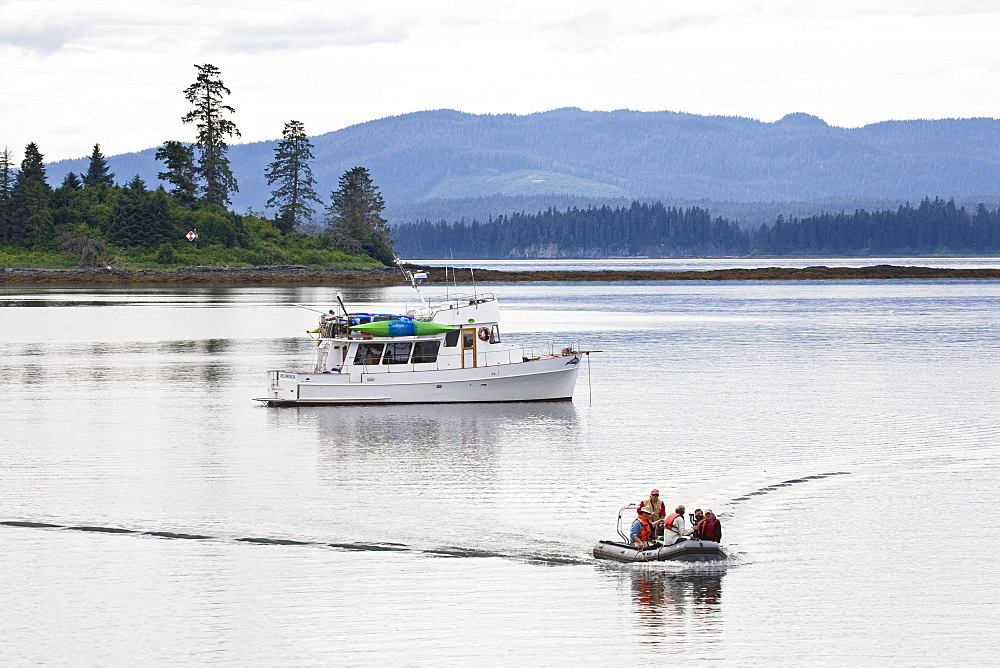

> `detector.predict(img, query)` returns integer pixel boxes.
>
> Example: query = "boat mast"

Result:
[396,258,429,310]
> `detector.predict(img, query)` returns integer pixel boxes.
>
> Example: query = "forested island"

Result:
[1,65,394,271]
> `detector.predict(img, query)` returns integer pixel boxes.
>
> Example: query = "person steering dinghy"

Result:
[629,507,664,548]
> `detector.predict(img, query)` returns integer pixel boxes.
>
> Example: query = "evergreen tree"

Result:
[324,167,394,265]
[182,63,240,205]
[155,140,198,207]
[0,147,13,243]
[107,175,175,248]
[52,172,84,225]
[61,172,82,190]
[265,120,321,234]
[11,143,53,247]
[82,143,115,187]
[107,175,148,246]
[106,176,176,248]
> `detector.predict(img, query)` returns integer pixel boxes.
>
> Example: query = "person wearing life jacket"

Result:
[662,505,692,546]
[699,510,722,543]
[629,508,663,548]
[638,489,666,536]
[690,508,705,539]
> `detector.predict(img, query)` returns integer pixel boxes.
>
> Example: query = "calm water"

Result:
[2,279,999,663]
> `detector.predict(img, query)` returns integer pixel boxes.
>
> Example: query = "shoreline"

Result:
[3,264,1000,285]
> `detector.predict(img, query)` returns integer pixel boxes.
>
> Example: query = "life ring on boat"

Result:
[478,327,490,341]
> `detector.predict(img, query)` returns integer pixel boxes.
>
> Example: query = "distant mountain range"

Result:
[45,108,1000,226]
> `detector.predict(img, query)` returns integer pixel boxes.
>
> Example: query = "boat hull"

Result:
[593,539,726,562]
[256,354,582,406]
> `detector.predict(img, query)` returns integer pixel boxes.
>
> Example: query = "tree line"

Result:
[0,64,394,267]
[392,197,1000,258]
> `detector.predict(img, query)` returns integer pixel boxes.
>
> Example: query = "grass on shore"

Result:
[0,244,384,271]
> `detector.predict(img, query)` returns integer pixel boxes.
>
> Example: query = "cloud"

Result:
[0,1,415,55]
[211,15,410,53]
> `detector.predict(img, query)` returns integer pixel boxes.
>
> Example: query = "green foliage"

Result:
[751,197,1000,255]
[0,147,13,243]
[325,167,394,265]
[393,198,1000,258]
[11,143,54,248]
[393,201,750,258]
[82,144,115,187]
[155,140,198,207]
[182,63,240,205]
[156,242,176,265]
[180,204,250,248]
[265,120,322,234]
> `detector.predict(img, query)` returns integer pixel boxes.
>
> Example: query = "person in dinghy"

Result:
[662,505,693,545]
[629,508,665,548]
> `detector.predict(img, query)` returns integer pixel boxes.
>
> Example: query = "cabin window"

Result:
[412,341,440,364]
[353,343,384,365]
[490,325,501,344]
[462,330,475,348]
[381,342,412,365]
[444,329,460,347]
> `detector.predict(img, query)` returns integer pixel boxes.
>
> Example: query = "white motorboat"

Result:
[255,268,595,406]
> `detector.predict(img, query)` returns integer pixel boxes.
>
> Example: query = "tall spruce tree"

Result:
[182,63,240,205]
[324,167,394,265]
[11,143,53,247]
[265,120,321,234]
[0,147,13,243]
[155,140,198,207]
[82,143,115,187]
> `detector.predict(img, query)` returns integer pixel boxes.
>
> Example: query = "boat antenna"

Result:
[396,257,429,309]
[470,266,477,301]
[393,255,408,281]
[336,293,349,319]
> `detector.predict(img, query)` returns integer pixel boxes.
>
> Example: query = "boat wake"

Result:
[729,471,851,504]
[0,520,589,566]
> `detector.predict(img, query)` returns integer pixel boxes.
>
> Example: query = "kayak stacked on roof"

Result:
[256,270,590,406]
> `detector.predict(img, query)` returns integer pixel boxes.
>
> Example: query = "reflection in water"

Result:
[610,567,725,646]
[275,402,582,518]
[300,402,580,467]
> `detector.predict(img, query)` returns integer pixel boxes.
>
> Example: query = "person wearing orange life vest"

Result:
[638,489,667,537]
[629,508,664,548]
[662,504,692,546]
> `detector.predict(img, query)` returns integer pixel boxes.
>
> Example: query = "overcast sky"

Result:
[2,0,998,162]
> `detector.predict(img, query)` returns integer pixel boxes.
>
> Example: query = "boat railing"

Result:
[404,293,496,317]
[617,504,640,543]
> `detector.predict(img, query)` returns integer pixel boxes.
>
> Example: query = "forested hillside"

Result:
[393,198,1000,259]
[46,109,1000,224]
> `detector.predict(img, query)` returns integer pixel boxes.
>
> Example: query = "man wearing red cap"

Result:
[638,489,666,536]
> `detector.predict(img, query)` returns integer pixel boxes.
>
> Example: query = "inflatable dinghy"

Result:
[593,538,725,562]
[593,504,726,562]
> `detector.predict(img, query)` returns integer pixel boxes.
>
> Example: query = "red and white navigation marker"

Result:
[186,230,198,242]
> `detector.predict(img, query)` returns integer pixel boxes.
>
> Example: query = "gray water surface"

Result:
[1,280,998,663]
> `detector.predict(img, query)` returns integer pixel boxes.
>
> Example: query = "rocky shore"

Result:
[2,264,1000,285]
